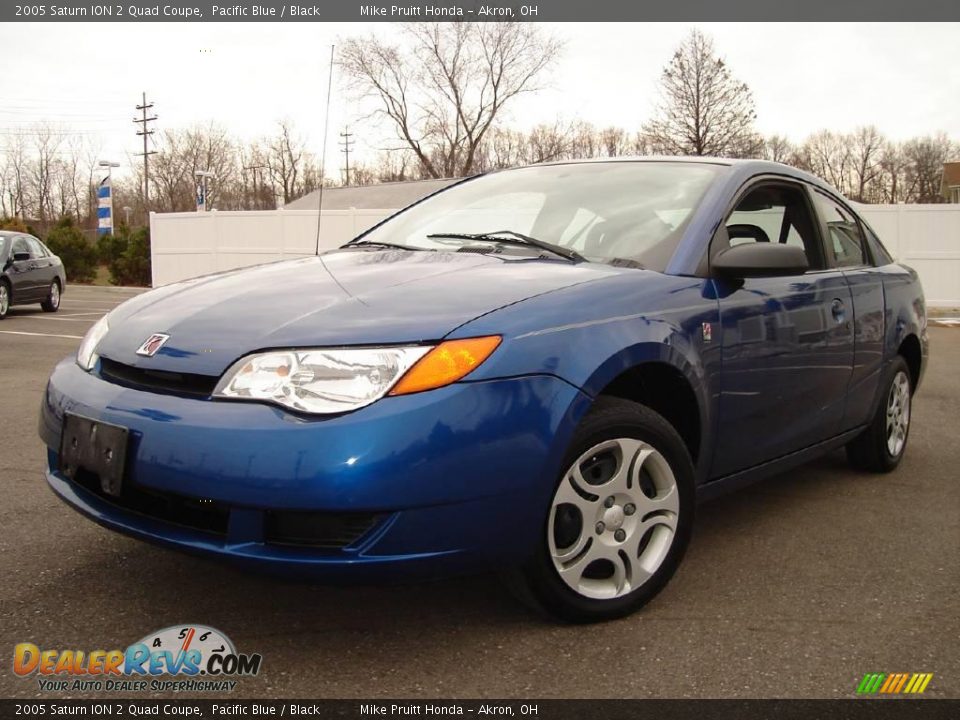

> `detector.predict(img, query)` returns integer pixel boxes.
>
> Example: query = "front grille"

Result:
[69,467,229,535]
[265,510,383,549]
[65,468,384,550]
[99,358,218,398]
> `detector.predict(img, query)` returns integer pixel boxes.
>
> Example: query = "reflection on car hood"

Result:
[96,249,618,376]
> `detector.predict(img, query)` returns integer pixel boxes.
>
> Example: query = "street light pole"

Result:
[194,170,215,212]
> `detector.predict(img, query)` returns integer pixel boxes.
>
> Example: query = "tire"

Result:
[846,356,913,473]
[513,396,696,623]
[41,279,61,313]
[0,280,10,320]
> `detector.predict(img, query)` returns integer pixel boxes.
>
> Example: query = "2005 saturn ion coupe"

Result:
[40,158,927,622]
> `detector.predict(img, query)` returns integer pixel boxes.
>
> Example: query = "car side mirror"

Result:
[712,243,809,278]
[12,252,31,262]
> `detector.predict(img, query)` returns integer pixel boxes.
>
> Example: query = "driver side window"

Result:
[721,183,823,270]
[11,237,31,258]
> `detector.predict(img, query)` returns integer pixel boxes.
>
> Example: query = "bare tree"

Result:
[477,127,527,171]
[849,126,884,202]
[1,134,29,218]
[763,135,794,164]
[27,124,64,226]
[643,30,760,158]
[599,127,631,157]
[878,141,908,203]
[526,123,569,164]
[340,23,562,178]
[800,130,852,194]
[901,134,954,203]
[151,124,239,212]
[262,120,311,205]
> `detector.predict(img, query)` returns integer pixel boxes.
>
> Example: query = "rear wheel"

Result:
[515,397,695,623]
[846,356,912,473]
[0,280,10,320]
[41,279,61,312]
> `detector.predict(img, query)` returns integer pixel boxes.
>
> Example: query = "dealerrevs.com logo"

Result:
[13,625,262,693]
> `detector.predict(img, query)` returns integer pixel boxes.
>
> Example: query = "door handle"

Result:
[831,299,846,322]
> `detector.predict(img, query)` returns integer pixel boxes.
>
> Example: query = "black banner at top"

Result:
[4,0,960,22]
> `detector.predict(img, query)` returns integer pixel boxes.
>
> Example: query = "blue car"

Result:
[40,158,927,622]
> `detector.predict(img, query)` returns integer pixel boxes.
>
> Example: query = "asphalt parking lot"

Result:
[1,285,957,699]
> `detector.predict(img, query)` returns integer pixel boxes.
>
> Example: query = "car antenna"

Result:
[315,44,335,256]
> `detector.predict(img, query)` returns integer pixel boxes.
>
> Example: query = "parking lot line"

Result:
[11,316,100,323]
[0,329,83,340]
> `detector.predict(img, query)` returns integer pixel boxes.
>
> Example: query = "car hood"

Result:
[96,249,617,376]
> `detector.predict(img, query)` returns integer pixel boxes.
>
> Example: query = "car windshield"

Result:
[351,161,723,270]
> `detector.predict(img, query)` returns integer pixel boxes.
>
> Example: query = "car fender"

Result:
[453,271,720,481]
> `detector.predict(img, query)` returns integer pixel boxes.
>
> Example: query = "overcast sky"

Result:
[2,22,957,179]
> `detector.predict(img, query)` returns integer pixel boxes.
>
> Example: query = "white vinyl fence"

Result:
[148,208,393,289]
[150,204,960,307]
[854,204,960,308]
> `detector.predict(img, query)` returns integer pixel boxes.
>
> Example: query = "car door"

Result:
[709,179,855,477]
[7,236,41,302]
[812,190,886,432]
[25,236,57,293]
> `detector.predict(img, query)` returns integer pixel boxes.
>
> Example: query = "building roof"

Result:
[285,178,458,210]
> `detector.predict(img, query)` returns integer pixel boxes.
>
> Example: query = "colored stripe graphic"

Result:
[858,672,933,694]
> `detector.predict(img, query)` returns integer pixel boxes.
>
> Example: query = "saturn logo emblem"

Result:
[136,333,170,357]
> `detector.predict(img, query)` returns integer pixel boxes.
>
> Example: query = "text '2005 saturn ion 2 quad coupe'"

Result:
[40,158,927,622]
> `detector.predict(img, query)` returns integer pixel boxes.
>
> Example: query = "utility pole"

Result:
[339,127,354,186]
[134,92,157,221]
[244,164,266,209]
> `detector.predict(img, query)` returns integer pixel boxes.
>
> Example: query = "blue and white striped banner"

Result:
[97,175,113,235]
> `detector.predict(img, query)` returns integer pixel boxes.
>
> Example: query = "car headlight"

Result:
[77,314,110,371]
[213,336,501,415]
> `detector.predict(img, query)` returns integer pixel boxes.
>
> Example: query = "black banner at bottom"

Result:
[1,699,958,720]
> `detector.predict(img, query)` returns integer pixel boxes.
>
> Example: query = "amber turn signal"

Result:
[389,336,502,396]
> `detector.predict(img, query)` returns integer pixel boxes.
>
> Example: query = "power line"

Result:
[134,92,157,220]
[339,126,354,186]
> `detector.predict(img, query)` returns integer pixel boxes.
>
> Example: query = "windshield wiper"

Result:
[426,230,585,262]
[344,240,434,252]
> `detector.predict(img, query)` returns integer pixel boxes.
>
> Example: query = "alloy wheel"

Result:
[0,284,8,316]
[548,438,679,600]
[49,282,60,309]
[886,370,911,457]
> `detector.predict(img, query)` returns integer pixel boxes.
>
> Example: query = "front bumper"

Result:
[41,359,588,579]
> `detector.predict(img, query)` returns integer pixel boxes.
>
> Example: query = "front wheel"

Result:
[515,397,695,623]
[41,280,61,312]
[846,356,913,473]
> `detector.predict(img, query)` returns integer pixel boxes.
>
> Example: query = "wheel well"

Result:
[598,362,701,462]
[898,334,922,390]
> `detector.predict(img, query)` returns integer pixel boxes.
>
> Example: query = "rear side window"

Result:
[26,238,47,257]
[863,224,894,266]
[814,192,867,268]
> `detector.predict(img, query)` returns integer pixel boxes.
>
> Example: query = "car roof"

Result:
[527,155,842,199]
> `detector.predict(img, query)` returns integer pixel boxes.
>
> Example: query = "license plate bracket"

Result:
[59,414,129,497]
